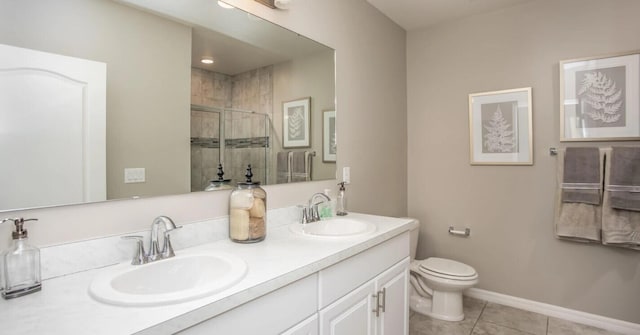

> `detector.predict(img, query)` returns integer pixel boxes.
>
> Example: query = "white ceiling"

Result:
[366,0,533,31]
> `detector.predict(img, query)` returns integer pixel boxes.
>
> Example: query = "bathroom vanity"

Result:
[0,212,412,335]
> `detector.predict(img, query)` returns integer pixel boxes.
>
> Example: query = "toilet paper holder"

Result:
[448,226,471,237]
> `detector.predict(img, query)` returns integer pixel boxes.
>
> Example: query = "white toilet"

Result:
[407,219,479,321]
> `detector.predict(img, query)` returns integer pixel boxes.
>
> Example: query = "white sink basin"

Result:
[289,217,376,238]
[89,251,247,306]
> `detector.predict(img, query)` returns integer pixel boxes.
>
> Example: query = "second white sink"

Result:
[289,217,376,238]
[89,251,247,307]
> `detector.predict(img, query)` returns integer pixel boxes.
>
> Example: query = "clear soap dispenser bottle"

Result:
[336,182,347,216]
[1,218,41,299]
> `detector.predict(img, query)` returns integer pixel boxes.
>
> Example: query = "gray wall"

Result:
[407,0,640,323]
[0,0,192,200]
[273,49,337,183]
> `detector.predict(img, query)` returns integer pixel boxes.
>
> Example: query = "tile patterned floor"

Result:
[409,297,623,335]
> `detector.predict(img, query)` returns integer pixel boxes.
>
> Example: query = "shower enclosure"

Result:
[190,104,269,191]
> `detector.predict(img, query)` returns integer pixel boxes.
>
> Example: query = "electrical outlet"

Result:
[124,168,145,183]
[343,166,351,184]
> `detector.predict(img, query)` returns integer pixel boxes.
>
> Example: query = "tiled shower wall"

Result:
[190,66,273,191]
[225,66,273,184]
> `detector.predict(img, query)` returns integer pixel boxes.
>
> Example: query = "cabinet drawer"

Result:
[318,232,409,309]
[281,314,318,335]
[179,274,318,335]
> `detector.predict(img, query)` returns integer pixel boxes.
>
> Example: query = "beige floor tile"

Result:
[472,320,538,335]
[479,303,547,335]
[547,317,623,335]
[409,296,486,335]
[463,296,487,321]
[410,313,474,335]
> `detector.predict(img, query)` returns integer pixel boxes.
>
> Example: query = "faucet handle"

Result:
[301,207,310,224]
[161,226,182,258]
[121,235,146,265]
[311,204,320,222]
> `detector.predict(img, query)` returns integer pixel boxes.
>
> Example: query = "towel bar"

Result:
[448,226,471,237]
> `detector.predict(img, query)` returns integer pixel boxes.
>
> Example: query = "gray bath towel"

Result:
[554,148,603,243]
[561,147,601,205]
[602,148,640,250]
[608,147,640,211]
[291,151,311,182]
[276,151,291,184]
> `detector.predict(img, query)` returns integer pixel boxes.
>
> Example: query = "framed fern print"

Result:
[323,110,336,162]
[469,87,533,165]
[283,97,311,148]
[560,51,640,141]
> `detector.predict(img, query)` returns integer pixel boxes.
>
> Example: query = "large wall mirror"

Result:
[0,0,336,212]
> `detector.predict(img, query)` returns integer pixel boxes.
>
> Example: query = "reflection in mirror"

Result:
[0,0,336,212]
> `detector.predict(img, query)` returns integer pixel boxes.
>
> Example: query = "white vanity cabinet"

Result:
[178,231,409,335]
[318,232,410,335]
[318,259,409,335]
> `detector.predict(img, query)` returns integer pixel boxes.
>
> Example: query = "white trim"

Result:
[465,288,640,335]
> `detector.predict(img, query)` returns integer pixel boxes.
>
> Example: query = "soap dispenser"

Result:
[336,182,347,216]
[1,218,41,299]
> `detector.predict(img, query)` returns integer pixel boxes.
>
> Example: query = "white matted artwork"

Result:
[282,97,311,148]
[560,51,640,141]
[323,110,336,162]
[469,87,533,165]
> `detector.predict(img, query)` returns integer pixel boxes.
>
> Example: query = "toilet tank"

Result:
[404,218,420,260]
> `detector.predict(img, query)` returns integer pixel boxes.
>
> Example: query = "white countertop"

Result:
[0,213,413,335]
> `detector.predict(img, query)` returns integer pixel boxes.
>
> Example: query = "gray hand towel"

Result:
[554,148,603,243]
[276,151,291,184]
[602,148,640,250]
[561,147,601,205]
[609,147,640,211]
[291,151,308,182]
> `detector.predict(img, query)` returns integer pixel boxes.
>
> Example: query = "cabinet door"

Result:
[281,314,318,335]
[376,258,409,335]
[320,280,376,335]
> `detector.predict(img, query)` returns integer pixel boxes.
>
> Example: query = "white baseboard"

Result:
[464,288,640,335]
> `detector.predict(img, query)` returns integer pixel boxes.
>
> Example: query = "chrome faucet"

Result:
[122,216,182,265]
[302,193,331,224]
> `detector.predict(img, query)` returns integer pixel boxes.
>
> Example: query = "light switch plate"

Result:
[342,166,350,184]
[124,168,145,183]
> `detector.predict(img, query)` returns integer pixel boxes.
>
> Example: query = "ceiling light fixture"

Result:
[217,1,234,9]
[201,57,214,65]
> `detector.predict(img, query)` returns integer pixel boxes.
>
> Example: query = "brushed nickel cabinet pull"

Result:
[372,292,381,317]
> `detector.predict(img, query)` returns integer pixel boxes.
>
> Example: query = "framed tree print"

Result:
[469,87,533,165]
[323,110,336,162]
[560,51,640,141]
[282,97,311,148]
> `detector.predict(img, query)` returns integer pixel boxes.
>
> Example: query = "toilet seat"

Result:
[416,257,477,281]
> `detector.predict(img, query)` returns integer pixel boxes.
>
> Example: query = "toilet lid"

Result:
[418,257,477,279]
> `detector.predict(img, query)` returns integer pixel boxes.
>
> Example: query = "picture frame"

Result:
[560,51,640,141]
[282,97,311,148]
[468,87,533,165]
[323,110,336,162]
